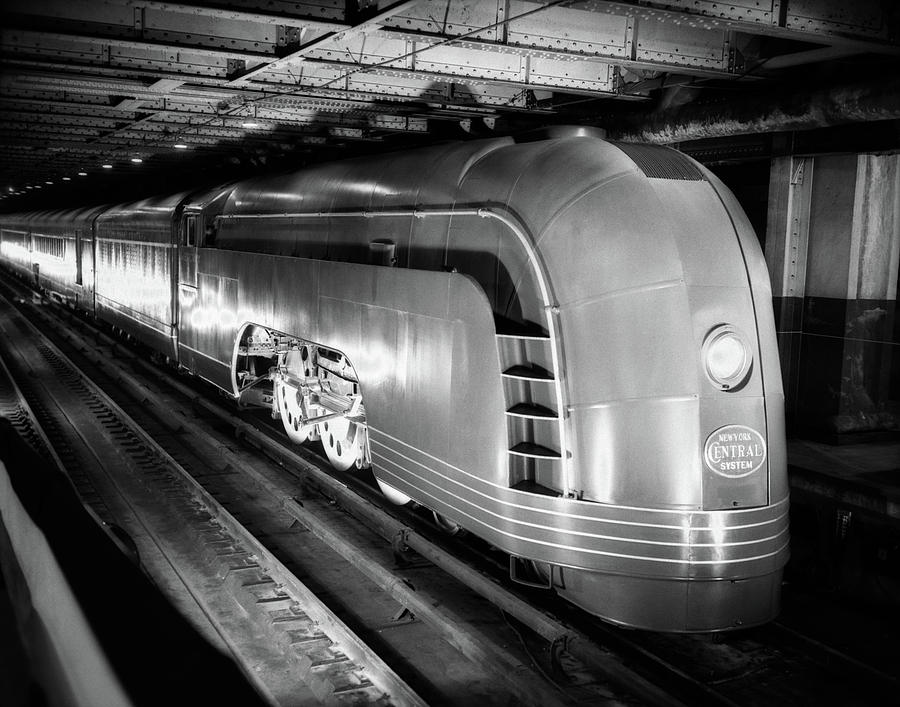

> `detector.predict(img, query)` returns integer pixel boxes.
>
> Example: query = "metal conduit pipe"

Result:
[611,76,900,144]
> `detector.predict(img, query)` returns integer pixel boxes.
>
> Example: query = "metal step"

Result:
[506,402,558,419]
[509,442,561,459]
[502,364,554,381]
[494,315,549,340]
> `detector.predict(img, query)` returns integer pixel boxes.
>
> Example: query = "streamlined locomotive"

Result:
[0,133,789,631]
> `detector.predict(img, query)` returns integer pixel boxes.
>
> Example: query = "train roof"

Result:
[221,138,515,217]
[182,183,238,213]
[0,205,109,230]
[96,192,191,219]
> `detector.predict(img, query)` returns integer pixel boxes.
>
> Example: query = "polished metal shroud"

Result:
[0,136,790,631]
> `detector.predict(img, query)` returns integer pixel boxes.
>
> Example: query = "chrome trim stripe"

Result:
[369,430,788,575]
[371,425,786,524]
[371,444,786,544]
[375,448,789,569]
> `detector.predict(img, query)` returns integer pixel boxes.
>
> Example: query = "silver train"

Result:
[0,133,789,631]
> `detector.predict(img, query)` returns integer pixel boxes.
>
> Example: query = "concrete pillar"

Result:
[765,155,813,423]
[765,153,900,439]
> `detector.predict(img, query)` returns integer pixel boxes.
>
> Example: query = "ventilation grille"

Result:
[612,142,706,181]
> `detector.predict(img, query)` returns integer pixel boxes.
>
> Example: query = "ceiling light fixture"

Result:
[241,121,260,129]
[62,176,71,181]
[102,164,113,169]
[173,143,188,149]
[45,181,54,185]
[131,157,143,163]
[78,172,88,177]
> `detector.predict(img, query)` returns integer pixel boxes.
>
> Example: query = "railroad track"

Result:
[3,271,898,706]
[0,290,423,706]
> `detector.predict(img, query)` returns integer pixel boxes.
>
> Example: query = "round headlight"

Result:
[702,325,752,390]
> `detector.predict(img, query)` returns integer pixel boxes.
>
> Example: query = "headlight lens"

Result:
[702,325,752,390]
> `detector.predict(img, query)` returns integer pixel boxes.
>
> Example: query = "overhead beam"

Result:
[568,0,900,54]
[0,0,345,30]
[109,0,345,31]
[228,0,424,85]
[374,28,742,81]
[2,28,275,62]
[292,56,617,97]
[1,67,533,121]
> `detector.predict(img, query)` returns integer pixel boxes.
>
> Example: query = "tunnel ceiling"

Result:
[2,0,900,206]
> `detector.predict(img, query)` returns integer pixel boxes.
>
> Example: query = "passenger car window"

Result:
[183,216,197,246]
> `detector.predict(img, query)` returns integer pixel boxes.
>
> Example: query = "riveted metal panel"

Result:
[141,9,280,53]
[528,57,615,92]
[786,0,888,38]
[506,1,630,56]
[634,19,728,69]
[409,43,527,82]
[577,0,778,29]
[380,0,503,41]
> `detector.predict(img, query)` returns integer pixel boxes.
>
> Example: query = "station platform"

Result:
[788,438,900,523]
[785,437,900,614]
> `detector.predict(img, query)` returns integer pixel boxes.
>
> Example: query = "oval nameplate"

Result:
[704,425,767,478]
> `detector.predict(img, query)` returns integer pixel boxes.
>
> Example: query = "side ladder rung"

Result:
[509,442,561,459]
[506,402,558,419]
[502,365,554,382]
[494,316,549,340]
